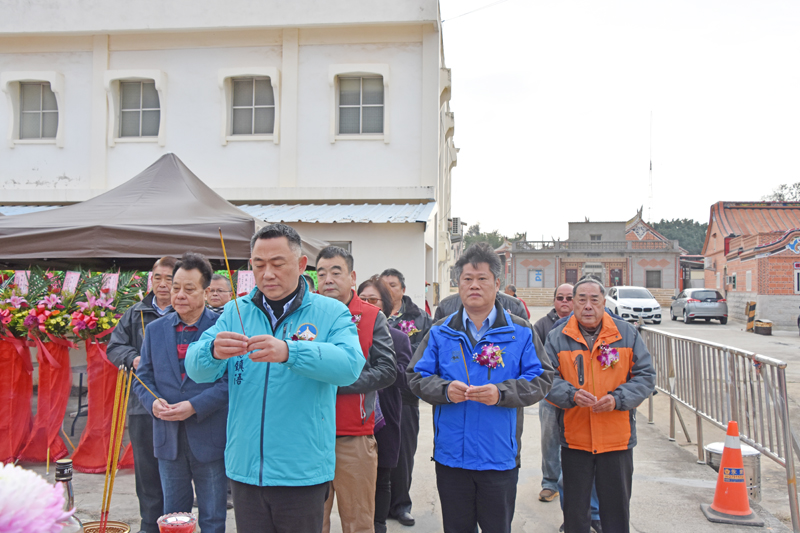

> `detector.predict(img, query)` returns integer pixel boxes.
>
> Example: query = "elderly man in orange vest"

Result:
[545,277,655,533]
[316,246,397,533]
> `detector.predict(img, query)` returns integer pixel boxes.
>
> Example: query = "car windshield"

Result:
[690,290,723,301]
[618,288,653,299]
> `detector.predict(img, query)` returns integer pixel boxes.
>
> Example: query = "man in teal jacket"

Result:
[186,223,365,533]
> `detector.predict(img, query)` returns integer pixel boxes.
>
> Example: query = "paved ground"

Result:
[17,305,800,532]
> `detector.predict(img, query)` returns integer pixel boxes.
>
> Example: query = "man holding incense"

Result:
[407,242,553,533]
[186,223,365,533]
[545,277,655,533]
[134,252,228,533]
[108,255,177,533]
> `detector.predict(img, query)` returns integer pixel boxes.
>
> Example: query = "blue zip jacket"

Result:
[407,303,553,471]
[185,281,365,487]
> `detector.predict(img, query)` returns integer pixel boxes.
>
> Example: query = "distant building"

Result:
[702,201,800,326]
[511,210,682,306]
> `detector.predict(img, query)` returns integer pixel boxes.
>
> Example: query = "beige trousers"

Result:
[322,435,379,533]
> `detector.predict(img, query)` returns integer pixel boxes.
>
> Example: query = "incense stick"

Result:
[46,447,49,475]
[103,370,131,530]
[99,366,124,532]
[140,310,145,338]
[60,427,76,452]
[131,370,160,401]
[459,344,471,386]
[219,227,246,335]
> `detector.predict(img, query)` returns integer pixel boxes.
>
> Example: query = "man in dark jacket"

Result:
[107,256,177,533]
[408,243,553,533]
[379,268,433,527]
[434,289,529,323]
[533,283,573,505]
[317,247,397,533]
[134,253,228,533]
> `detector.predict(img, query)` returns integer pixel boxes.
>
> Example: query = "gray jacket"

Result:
[434,291,529,323]
[338,311,396,396]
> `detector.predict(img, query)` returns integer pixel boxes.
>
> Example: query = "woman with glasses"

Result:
[357,276,413,533]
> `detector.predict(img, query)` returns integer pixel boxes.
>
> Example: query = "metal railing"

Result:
[641,326,800,532]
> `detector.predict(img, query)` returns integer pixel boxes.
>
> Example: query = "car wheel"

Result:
[684,310,693,324]
[670,308,677,321]
[720,317,728,325]
[653,320,661,325]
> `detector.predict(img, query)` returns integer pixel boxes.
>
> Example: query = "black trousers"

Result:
[374,466,392,533]
[435,462,519,533]
[129,414,164,533]
[389,403,420,516]
[561,447,634,533]
[230,479,329,533]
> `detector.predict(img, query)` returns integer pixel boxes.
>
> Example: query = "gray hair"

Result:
[250,223,302,256]
[573,277,605,297]
[210,273,232,289]
[454,242,502,282]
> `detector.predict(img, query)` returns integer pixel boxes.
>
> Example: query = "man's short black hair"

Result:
[379,268,406,289]
[250,223,302,255]
[454,242,502,282]
[173,252,214,289]
[210,273,232,289]
[316,246,354,273]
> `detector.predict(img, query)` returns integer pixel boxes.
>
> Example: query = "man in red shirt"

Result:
[316,246,397,533]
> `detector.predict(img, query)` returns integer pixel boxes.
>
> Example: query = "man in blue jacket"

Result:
[186,223,365,533]
[133,252,228,533]
[408,242,554,533]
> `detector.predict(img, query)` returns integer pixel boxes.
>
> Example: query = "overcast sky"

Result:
[439,0,800,241]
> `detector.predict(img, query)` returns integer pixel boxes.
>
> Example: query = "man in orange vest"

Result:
[316,246,397,533]
[545,278,655,533]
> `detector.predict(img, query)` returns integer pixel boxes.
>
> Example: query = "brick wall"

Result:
[516,288,555,307]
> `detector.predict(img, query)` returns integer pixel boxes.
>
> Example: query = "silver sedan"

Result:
[670,289,728,324]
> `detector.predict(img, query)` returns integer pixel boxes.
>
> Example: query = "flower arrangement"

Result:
[473,343,505,369]
[0,462,74,533]
[351,313,362,326]
[70,292,119,340]
[0,290,31,340]
[598,342,619,370]
[23,294,69,341]
[398,320,420,337]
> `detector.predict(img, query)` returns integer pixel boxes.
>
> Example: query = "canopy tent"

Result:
[0,153,326,270]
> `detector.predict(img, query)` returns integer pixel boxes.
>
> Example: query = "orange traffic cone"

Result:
[700,421,764,527]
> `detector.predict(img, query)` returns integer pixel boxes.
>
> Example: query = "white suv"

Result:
[605,286,662,324]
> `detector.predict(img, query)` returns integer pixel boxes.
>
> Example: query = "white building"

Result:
[0,0,457,308]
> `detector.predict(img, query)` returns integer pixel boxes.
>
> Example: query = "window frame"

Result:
[0,71,65,148]
[645,270,662,289]
[337,76,384,136]
[218,68,281,145]
[104,70,167,146]
[328,64,390,144]
[118,80,161,139]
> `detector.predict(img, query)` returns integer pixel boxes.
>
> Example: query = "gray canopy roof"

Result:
[0,154,323,269]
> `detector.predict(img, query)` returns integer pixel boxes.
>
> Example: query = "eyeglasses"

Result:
[208,289,232,295]
[555,296,573,302]
[360,296,382,305]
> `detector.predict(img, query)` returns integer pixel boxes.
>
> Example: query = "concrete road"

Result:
[20,306,799,532]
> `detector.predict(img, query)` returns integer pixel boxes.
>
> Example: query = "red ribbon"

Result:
[29,333,76,369]
[0,333,33,373]
[88,326,116,368]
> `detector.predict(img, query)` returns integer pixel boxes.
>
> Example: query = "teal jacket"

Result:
[185,281,365,487]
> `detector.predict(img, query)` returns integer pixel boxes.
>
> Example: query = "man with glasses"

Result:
[205,274,233,314]
[545,278,655,533]
[316,246,396,533]
[532,284,573,504]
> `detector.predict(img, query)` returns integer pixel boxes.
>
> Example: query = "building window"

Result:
[231,77,275,135]
[645,270,662,289]
[19,82,58,139]
[1,71,65,147]
[104,70,167,146]
[590,234,602,241]
[728,274,737,290]
[338,77,383,135]
[328,241,352,253]
[746,271,752,292]
[119,81,160,137]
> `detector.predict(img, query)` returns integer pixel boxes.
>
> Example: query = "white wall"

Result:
[289,221,427,306]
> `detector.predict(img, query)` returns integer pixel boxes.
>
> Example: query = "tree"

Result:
[651,219,708,255]
[763,182,800,202]
[463,223,525,250]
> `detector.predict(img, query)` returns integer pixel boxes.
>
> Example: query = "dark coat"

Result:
[376,328,412,468]
[133,309,228,463]
[387,295,432,405]
[107,292,175,416]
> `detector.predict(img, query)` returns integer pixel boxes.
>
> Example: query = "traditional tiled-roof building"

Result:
[702,201,800,326]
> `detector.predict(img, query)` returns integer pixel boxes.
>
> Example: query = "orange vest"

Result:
[335,291,380,436]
